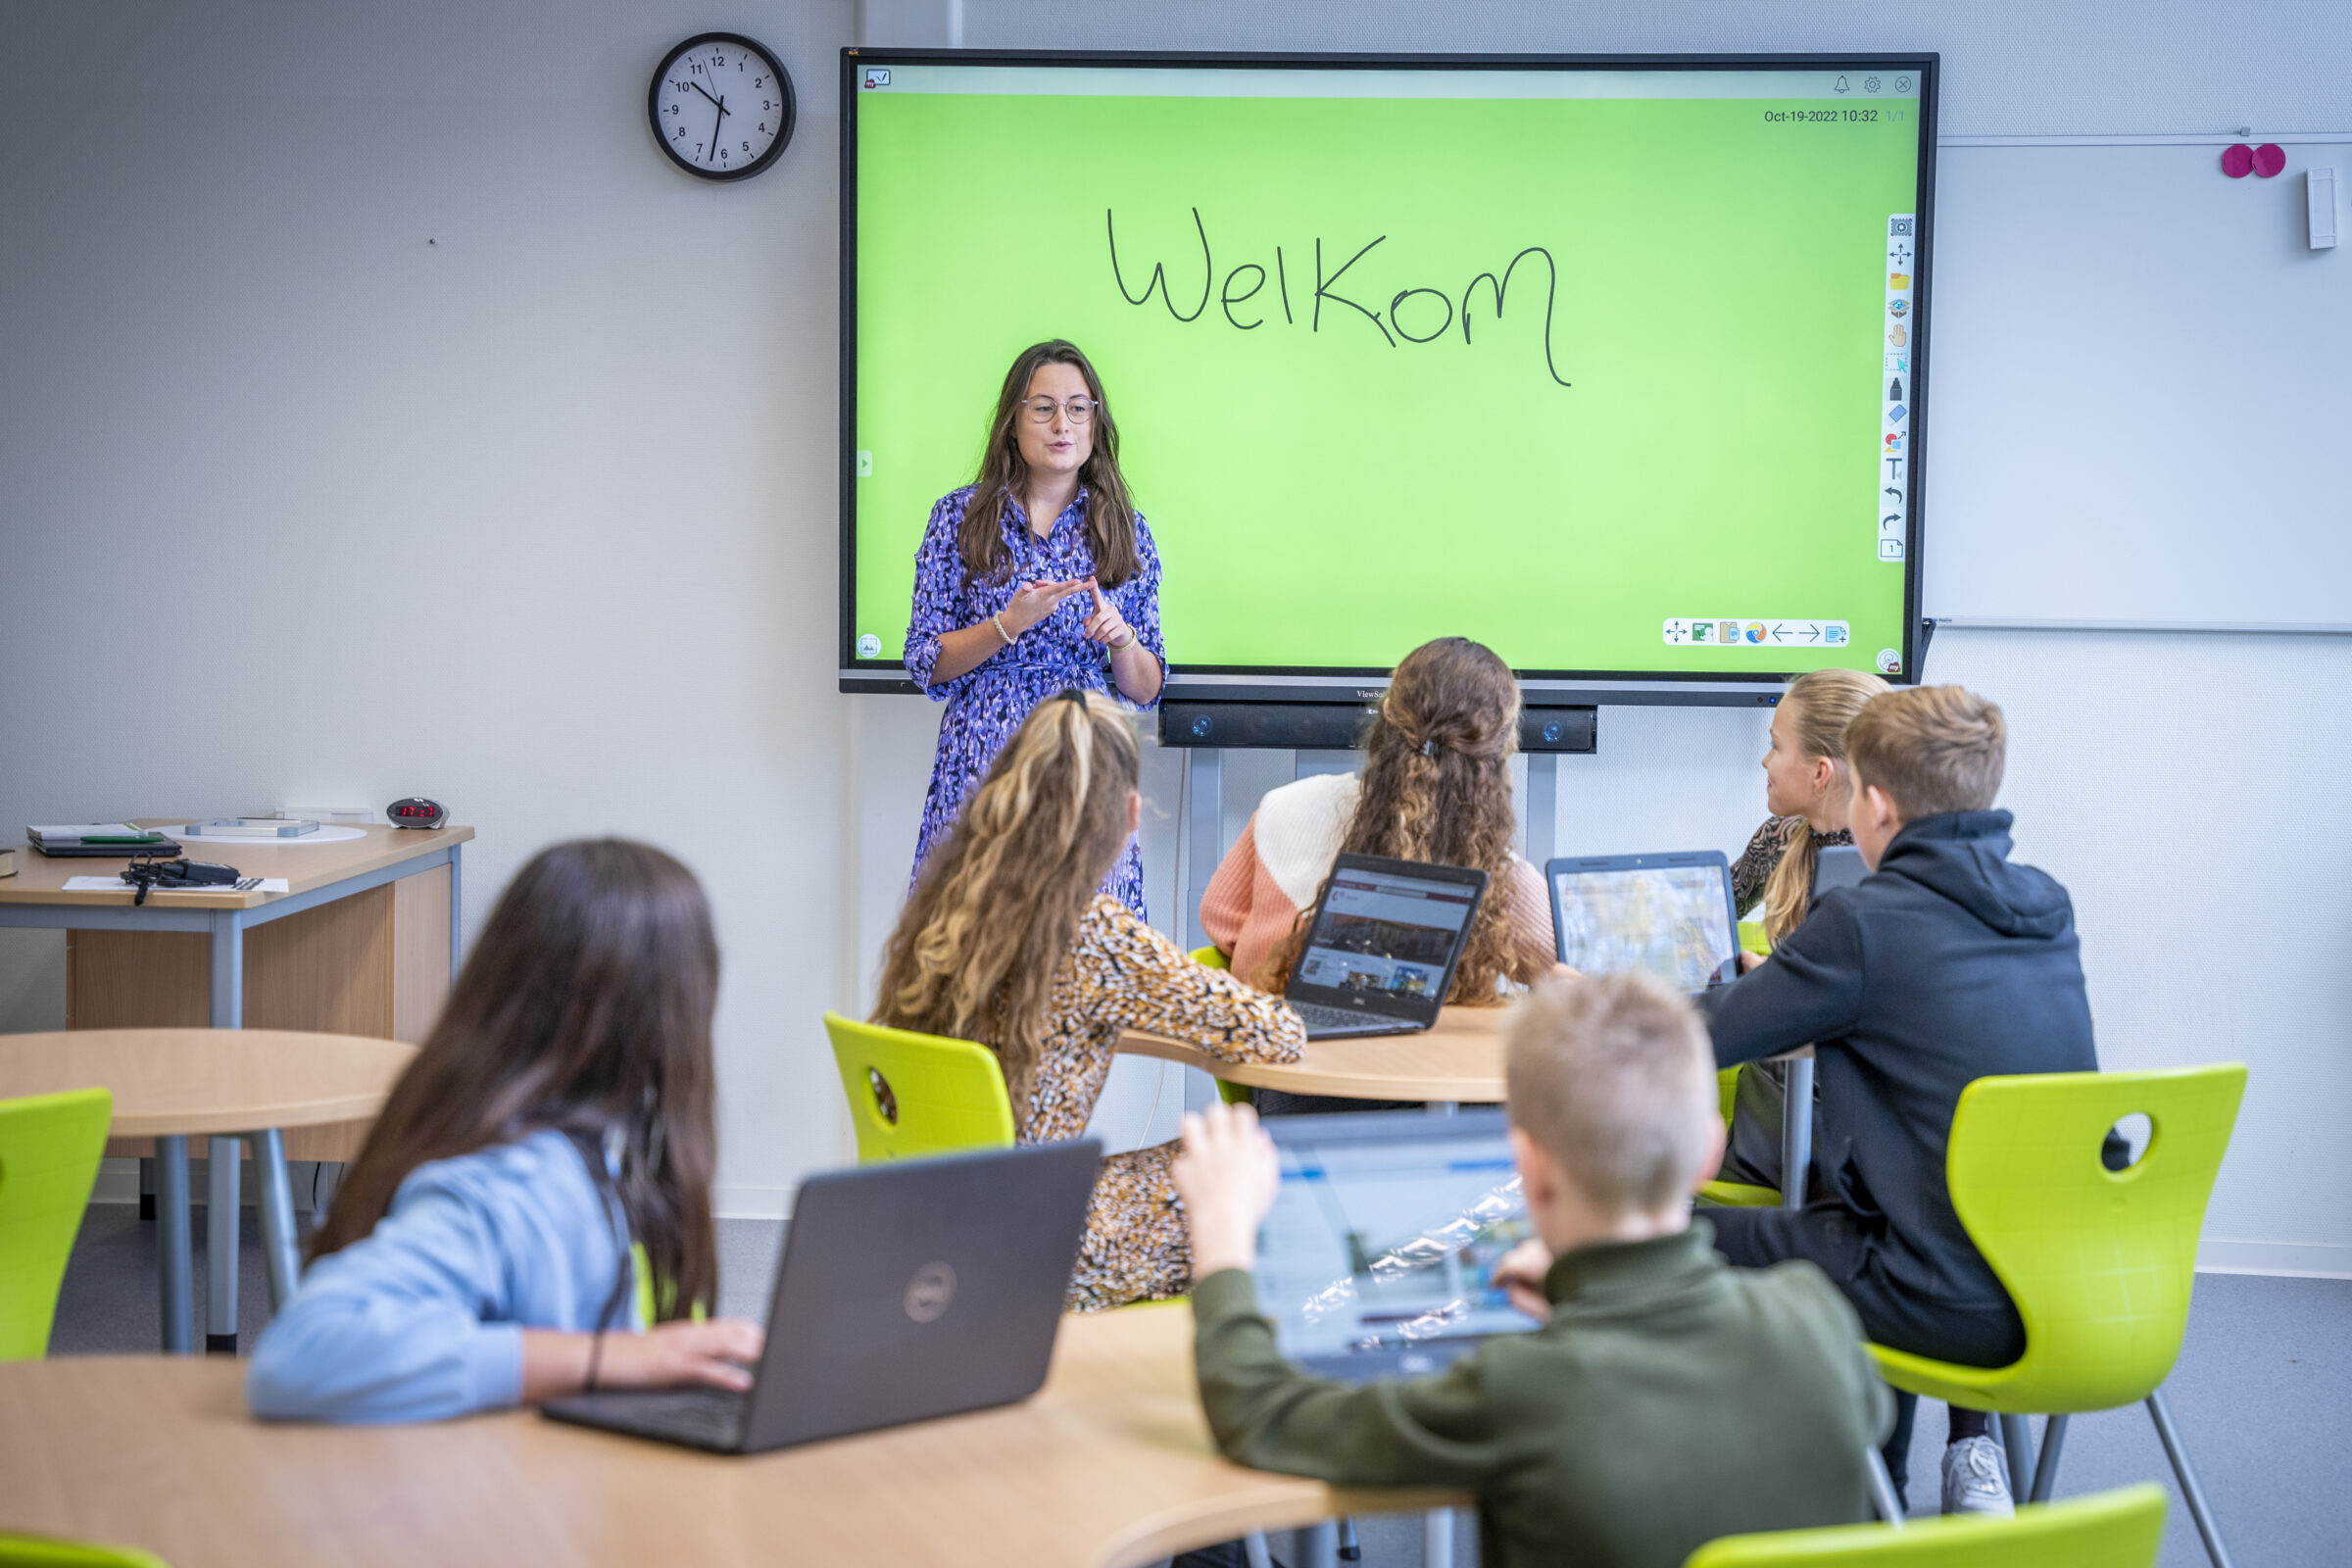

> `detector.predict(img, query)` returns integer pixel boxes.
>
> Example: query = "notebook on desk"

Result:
[1283,854,1488,1041]
[542,1139,1100,1455]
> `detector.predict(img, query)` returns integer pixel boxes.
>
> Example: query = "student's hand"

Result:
[594,1318,766,1394]
[1172,1102,1281,1279]
[1003,577,1091,635]
[1491,1238,1557,1321]
[1079,577,1135,648]
[1739,951,1766,974]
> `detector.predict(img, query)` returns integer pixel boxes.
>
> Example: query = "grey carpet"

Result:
[49,1207,2350,1567]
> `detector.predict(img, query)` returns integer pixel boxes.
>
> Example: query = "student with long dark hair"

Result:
[904,339,1166,916]
[248,840,760,1423]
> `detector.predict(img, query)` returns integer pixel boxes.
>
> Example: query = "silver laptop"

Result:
[1811,843,1868,898]
[1544,850,1741,995]
[1254,1107,1534,1383]
[542,1139,1100,1453]
[1284,853,1489,1040]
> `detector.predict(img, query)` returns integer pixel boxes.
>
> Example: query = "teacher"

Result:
[905,339,1165,915]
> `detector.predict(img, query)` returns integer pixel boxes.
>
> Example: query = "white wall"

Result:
[4,0,2347,1271]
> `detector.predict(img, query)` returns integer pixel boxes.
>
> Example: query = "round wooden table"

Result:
[0,1307,1460,1567]
[1118,1006,1506,1103]
[0,1028,416,1353]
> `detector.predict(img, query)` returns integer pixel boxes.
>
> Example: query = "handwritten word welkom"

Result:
[1106,208,1571,388]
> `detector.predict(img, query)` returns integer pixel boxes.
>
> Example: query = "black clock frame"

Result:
[649,32,796,182]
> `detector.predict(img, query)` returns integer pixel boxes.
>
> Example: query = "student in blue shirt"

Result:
[248,839,762,1423]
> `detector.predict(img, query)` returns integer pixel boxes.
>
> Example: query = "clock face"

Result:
[650,33,795,181]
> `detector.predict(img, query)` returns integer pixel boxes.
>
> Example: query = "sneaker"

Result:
[1940,1435,2015,1516]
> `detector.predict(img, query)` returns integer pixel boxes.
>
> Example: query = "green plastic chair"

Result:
[0,1536,171,1568]
[1684,1483,2164,1568]
[0,1088,114,1361]
[1187,946,1256,1106]
[1697,1067,1782,1209]
[1870,1066,2246,1568]
[823,1012,1015,1163]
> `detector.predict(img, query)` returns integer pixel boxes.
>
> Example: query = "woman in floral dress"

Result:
[904,339,1164,915]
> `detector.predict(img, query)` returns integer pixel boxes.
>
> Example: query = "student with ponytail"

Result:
[248,840,760,1424]
[873,690,1304,1312]
[1201,636,1555,1003]
[1715,667,1888,1188]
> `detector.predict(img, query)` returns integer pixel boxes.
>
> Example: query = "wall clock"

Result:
[649,32,795,181]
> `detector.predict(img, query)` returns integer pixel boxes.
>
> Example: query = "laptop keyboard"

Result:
[1290,1002,1418,1038]
[611,1386,749,1445]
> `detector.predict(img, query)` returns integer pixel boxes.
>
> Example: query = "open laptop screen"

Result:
[1548,853,1740,993]
[1256,1109,1535,1374]
[1294,861,1480,1004]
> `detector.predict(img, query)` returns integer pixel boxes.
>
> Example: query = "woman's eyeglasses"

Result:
[1022,397,1099,424]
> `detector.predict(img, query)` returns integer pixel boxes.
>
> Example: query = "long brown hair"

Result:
[1762,667,1889,942]
[311,840,720,1321]
[873,691,1140,1114]
[960,340,1141,588]
[1266,637,1528,1003]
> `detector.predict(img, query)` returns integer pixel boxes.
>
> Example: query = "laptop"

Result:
[1811,843,1869,898]
[1255,1107,1535,1383]
[1544,850,1740,994]
[1285,853,1489,1040]
[542,1138,1101,1454]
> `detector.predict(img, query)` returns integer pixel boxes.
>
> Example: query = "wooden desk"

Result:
[0,1029,416,1354]
[1119,1006,1507,1103]
[0,821,466,1352]
[0,1306,1461,1568]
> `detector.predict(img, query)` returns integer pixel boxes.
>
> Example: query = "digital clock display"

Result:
[386,797,447,829]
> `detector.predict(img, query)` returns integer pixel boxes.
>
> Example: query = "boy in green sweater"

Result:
[1172,971,1893,1568]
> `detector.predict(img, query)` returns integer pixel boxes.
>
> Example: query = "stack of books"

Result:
[26,824,181,858]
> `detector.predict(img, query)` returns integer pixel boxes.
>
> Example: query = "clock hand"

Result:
[690,79,724,110]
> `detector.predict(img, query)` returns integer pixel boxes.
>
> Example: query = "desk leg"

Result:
[1429,1102,1459,1115]
[1780,1056,1814,1211]
[207,1135,242,1352]
[253,1128,300,1312]
[156,1135,194,1353]
[1424,1507,1455,1568]
[447,841,464,977]
[1297,1520,1338,1568]
[206,911,247,1351]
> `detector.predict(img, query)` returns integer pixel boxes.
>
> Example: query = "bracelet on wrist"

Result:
[992,612,1016,646]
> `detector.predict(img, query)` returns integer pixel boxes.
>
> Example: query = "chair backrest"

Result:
[1948,1064,2246,1411]
[1189,946,1230,971]
[823,1012,1015,1164]
[0,1534,171,1568]
[1684,1482,2164,1568]
[0,1088,113,1361]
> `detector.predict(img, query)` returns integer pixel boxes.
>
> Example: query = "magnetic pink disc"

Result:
[2252,142,2286,177]
[2221,143,2255,177]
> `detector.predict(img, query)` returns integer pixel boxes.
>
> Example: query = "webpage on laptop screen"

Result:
[1257,1126,1534,1358]
[1296,870,1474,999]
[1553,864,1736,991]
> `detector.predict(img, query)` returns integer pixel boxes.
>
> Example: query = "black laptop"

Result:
[1283,854,1489,1040]
[542,1139,1100,1453]
[1256,1107,1534,1383]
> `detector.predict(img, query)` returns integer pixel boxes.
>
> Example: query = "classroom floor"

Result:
[48,1206,2349,1568]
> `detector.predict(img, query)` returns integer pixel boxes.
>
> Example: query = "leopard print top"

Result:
[1001,894,1305,1311]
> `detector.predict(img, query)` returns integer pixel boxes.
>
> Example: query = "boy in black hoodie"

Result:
[1697,684,2096,1516]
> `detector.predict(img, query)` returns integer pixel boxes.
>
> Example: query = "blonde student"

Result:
[872,688,1304,1311]
[1200,635,1556,997]
[1172,972,1889,1568]
[1718,665,1887,1188]
[248,840,761,1424]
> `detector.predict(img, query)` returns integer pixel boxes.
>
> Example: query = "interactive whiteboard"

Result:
[841,54,1938,700]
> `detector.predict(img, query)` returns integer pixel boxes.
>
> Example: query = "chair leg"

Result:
[1865,1447,1907,1525]
[1338,1517,1360,1561]
[1997,1413,2036,1503]
[2147,1389,2236,1568]
[1243,1532,1273,1568]
[2028,1413,2069,1503]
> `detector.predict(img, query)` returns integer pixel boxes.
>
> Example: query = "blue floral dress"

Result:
[906,485,1165,916]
